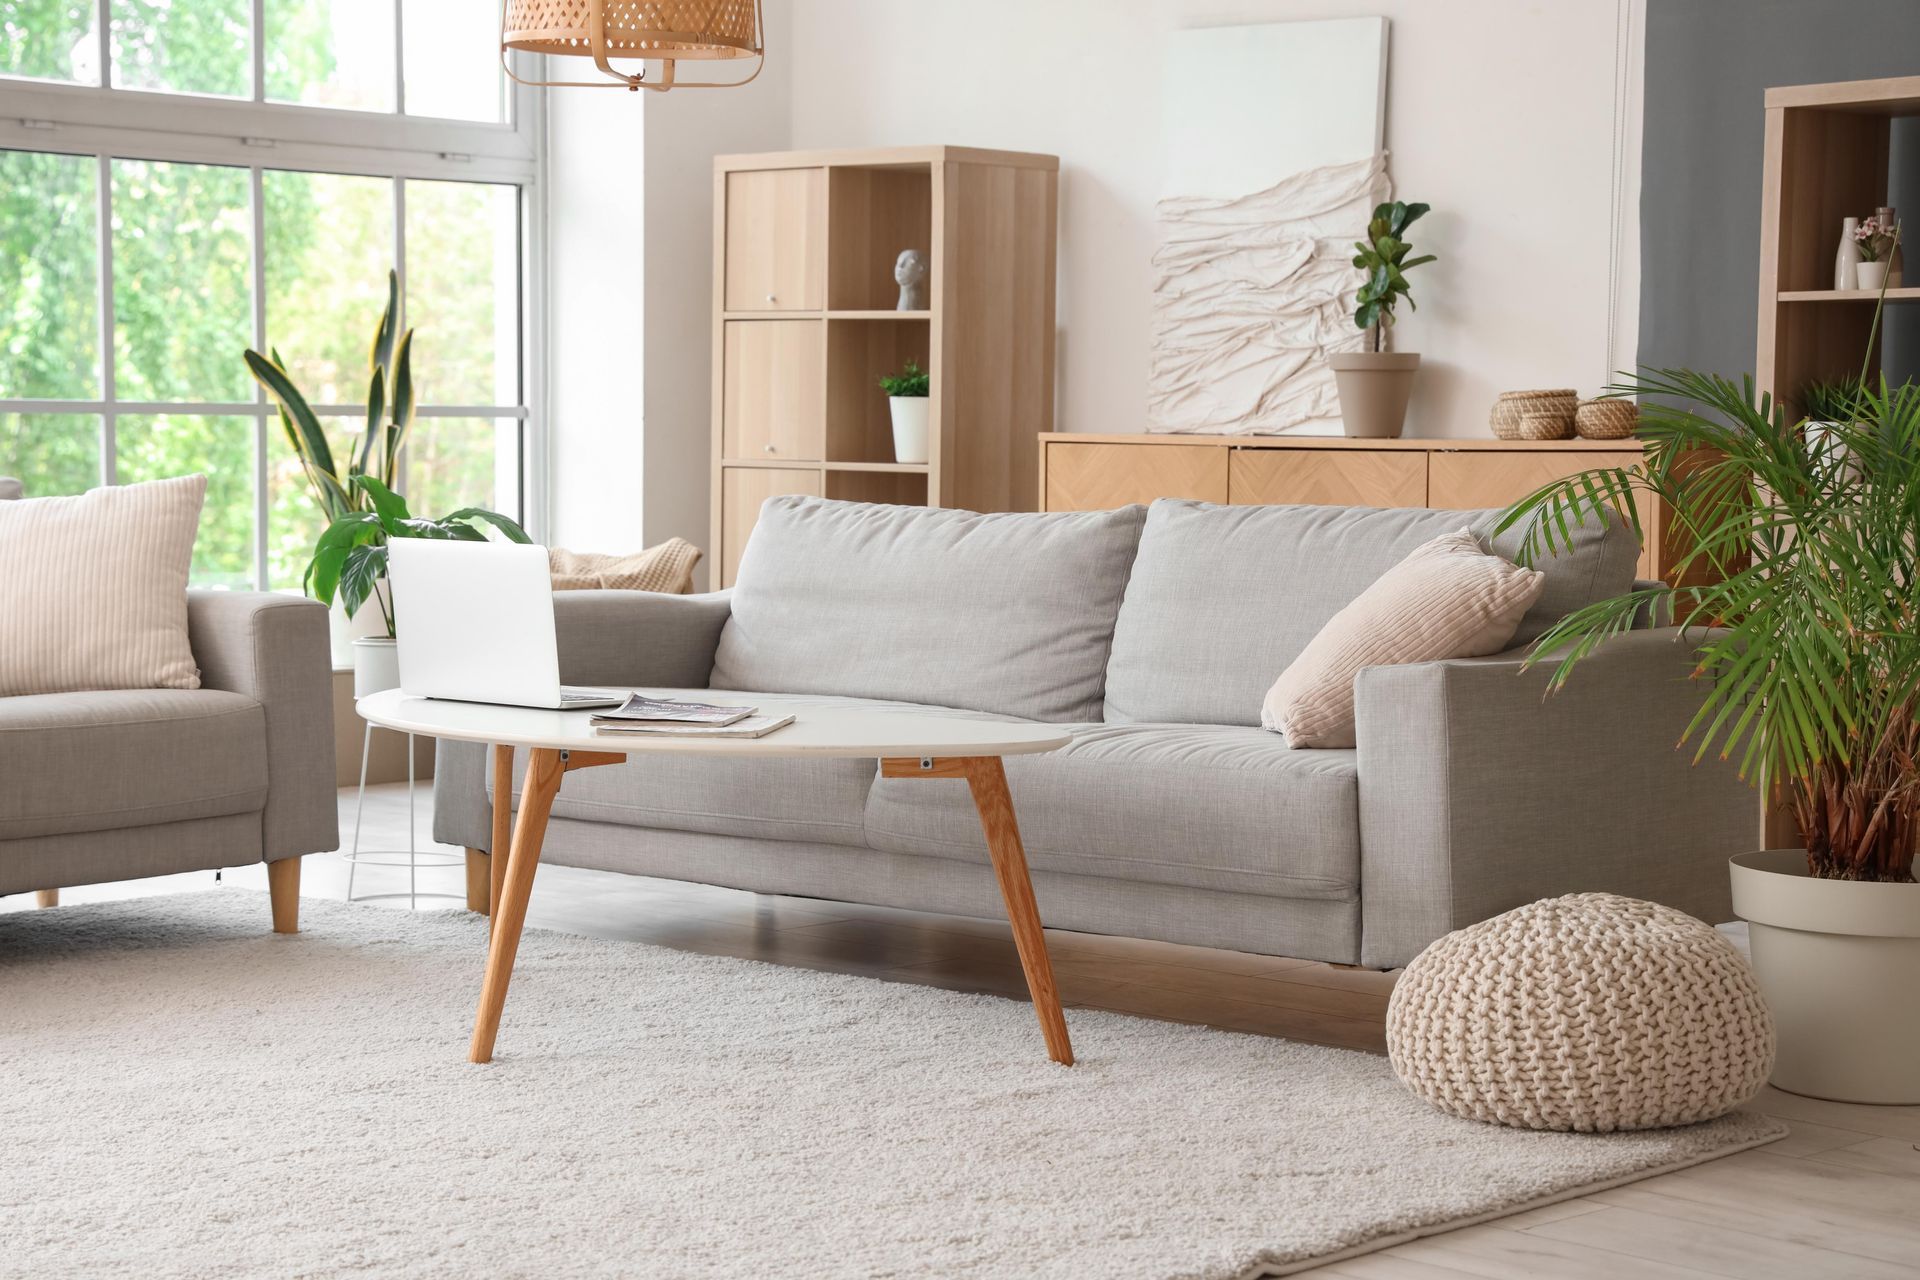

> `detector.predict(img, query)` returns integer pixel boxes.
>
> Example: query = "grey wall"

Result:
[1639,0,1920,384]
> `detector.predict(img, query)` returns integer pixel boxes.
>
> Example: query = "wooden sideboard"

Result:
[1037,434,1677,581]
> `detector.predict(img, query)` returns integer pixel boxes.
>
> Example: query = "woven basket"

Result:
[1575,398,1639,440]
[503,0,763,59]
[1511,411,1573,441]
[1490,389,1577,440]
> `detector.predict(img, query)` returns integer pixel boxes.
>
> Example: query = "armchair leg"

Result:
[34,889,58,909]
[464,848,491,914]
[268,857,301,934]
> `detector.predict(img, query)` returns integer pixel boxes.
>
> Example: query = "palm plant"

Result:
[243,269,415,525]
[1497,359,1920,883]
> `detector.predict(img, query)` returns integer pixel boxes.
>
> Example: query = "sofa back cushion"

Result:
[1103,498,1639,726]
[710,497,1147,722]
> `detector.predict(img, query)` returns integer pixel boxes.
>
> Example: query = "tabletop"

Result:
[355,688,1072,759]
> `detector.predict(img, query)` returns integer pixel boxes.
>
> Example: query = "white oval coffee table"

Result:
[357,689,1077,1066]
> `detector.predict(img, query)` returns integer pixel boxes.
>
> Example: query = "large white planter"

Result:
[352,636,401,699]
[327,578,391,668]
[1729,848,1920,1103]
[888,396,930,464]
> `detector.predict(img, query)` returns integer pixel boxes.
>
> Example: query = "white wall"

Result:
[547,0,1643,558]
[787,0,1642,439]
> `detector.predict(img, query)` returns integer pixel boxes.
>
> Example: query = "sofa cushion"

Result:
[864,722,1358,900]
[710,497,1147,723]
[0,689,268,840]
[490,690,1037,849]
[1104,499,1639,726]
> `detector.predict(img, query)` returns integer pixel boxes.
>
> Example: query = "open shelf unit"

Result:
[710,145,1059,586]
[1757,76,1920,419]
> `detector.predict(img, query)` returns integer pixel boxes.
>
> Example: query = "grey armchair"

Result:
[0,477,337,930]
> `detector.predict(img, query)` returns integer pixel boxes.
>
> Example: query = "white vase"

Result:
[1729,849,1920,1103]
[1856,260,1888,292]
[1835,216,1861,290]
[326,577,391,668]
[352,636,401,699]
[888,397,930,464]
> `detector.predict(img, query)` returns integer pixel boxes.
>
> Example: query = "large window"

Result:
[0,1,539,590]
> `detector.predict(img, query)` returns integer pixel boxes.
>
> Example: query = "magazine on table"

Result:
[590,695,755,727]
[591,713,796,739]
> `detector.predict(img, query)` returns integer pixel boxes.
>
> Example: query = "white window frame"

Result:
[0,3,551,583]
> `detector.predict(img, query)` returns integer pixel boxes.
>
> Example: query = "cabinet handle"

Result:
[766,293,777,303]
[763,444,777,453]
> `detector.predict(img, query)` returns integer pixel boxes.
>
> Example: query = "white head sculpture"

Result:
[894,248,928,311]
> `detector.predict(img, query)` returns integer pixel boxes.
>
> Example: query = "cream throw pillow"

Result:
[0,474,207,697]
[1261,530,1546,749]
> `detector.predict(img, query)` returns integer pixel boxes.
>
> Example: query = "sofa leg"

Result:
[268,857,301,934]
[464,848,491,915]
[34,889,58,909]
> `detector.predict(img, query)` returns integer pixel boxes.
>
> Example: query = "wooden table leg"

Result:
[470,747,563,1063]
[488,744,514,936]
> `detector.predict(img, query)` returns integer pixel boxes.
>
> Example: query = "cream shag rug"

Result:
[0,892,1783,1279]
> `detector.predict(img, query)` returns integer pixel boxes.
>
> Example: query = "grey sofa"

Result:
[0,478,339,929]
[436,496,1753,969]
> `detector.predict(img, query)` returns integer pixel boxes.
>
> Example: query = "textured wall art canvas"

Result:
[1151,18,1390,436]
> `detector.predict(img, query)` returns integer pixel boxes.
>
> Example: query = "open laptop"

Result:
[388,540,625,710]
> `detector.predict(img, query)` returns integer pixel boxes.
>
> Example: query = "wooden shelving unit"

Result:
[1756,76,1920,415]
[709,145,1059,587]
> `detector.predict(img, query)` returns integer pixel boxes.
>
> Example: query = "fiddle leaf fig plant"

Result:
[1353,201,1437,351]
[308,475,531,638]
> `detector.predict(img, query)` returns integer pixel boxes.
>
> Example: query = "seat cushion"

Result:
[864,722,1359,900]
[490,690,1036,849]
[710,497,1147,722]
[1104,498,1639,726]
[0,689,268,840]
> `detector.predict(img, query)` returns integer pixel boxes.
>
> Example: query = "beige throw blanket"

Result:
[549,538,702,594]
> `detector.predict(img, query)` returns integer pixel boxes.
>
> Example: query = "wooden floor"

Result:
[9,783,1920,1277]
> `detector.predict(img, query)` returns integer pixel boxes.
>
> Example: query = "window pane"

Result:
[266,414,361,589]
[2,0,101,84]
[117,414,256,588]
[265,0,395,112]
[404,416,516,521]
[1,414,99,495]
[0,149,99,399]
[263,169,393,402]
[111,159,252,402]
[110,0,249,98]
[402,0,503,122]
[404,180,518,405]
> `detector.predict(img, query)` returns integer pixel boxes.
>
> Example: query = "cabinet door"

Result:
[1042,442,1226,511]
[720,466,822,588]
[1429,450,1656,577]
[1229,448,1426,507]
[722,321,824,462]
[724,168,826,312]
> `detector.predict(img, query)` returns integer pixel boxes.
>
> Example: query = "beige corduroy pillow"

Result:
[0,474,207,696]
[1261,529,1546,748]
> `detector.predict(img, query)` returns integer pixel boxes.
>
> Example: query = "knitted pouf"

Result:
[1386,894,1774,1132]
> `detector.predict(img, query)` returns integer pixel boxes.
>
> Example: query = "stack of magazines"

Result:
[589,695,794,739]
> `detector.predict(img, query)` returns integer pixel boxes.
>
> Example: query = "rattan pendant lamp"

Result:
[501,0,765,92]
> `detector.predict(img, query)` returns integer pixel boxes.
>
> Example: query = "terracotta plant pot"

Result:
[1329,351,1420,439]
[1729,849,1920,1103]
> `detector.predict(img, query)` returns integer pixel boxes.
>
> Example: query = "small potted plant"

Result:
[879,359,931,464]
[1855,214,1896,292]
[307,475,530,695]
[1500,339,1920,1103]
[1329,200,1437,438]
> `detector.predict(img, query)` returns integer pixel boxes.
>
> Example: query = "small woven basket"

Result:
[1575,398,1639,440]
[1491,389,1577,440]
[1515,411,1575,441]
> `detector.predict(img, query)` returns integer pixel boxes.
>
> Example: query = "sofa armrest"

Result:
[187,591,339,860]
[1352,627,1755,968]
[554,590,732,688]
[432,590,733,852]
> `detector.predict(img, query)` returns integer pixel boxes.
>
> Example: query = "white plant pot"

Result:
[326,578,391,668]
[352,636,401,699]
[1729,849,1920,1103]
[1857,261,1889,291]
[888,397,930,464]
